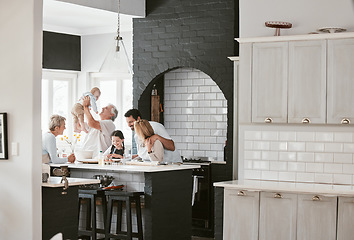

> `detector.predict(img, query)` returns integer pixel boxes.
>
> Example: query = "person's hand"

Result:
[149,134,159,145]
[145,137,153,152]
[68,153,75,163]
[82,96,90,108]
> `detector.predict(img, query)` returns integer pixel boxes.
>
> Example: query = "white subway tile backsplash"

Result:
[296,132,315,142]
[244,170,261,179]
[314,173,333,184]
[296,172,315,182]
[270,142,287,151]
[334,132,353,142]
[288,142,306,152]
[253,161,269,170]
[261,151,278,161]
[297,152,315,162]
[269,161,287,171]
[315,153,333,163]
[244,131,262,140]
[253,141,270,150]
[262,131,278,141]
[244,141,253,150]
[305,163,323,173]
[278,172,296,182]
[324,143,343,152]
[288,162,306,172]
[279,131,297,141]
[343,143,354,153]
[333,174,352,184]
[244,150,261,160]
[315,132,334,142]
[199,86,211,92]
[324,163,342,174]
[333,153,352,164]
[279,152,296,161]
[306,142,325,152]
[342,164,354,174]
[261,171,278,181]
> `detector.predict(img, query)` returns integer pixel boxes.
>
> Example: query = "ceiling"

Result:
[43,0,133,36]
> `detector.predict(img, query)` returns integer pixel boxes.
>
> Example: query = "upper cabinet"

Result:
[288,40,327,124]
[327,38,354,124]
[252,42,288,123]
[237,33,354,125]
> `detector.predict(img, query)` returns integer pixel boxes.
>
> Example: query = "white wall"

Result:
[240,0,354,37]
[79,30,133,93]
[0,0,42,239]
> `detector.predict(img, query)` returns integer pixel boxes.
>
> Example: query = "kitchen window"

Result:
[41,70,77,140]
[90,72,133,149]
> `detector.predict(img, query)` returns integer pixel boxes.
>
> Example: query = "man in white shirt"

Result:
[81,96,118,158]
[124,109,181,163]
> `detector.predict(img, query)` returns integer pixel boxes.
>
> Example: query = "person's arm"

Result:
[149,134,175,151]
[82,96,101,130]
[147,139,164,162]
[44,134,68,164]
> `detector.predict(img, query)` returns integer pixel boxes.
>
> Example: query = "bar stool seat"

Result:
[78,188,107,240]
[105,191,144,240]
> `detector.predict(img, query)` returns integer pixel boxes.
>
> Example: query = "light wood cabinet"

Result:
[288,40,327,124]
[223,189,259,240]
[327,38,354,124]
[259,191,297,240]
[297,194,337,240]
[337,196,354,240]
[238,35,354,125]
[252,42,288,123]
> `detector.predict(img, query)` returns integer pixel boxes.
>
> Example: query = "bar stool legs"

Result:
[78,189,107,240]
[105,192,144,240]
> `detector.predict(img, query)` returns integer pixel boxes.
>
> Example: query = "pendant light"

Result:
[99,0,133,74]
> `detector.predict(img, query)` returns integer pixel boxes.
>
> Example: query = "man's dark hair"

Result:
[124,109,141,120]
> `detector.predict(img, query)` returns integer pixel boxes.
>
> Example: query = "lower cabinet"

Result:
[337,196,354,240]
[224,189,343,240]
[259,192,297,240]
[223,189,259,240]
[297,194,337,240]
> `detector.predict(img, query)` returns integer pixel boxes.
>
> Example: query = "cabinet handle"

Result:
[237,190,246,196]
[264,118,273,123]
[341,118,350,124]
[274,193,283,198]
[302,118,310,124]
[312,195,321,201]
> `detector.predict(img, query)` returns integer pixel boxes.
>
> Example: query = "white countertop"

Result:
[42,176,100,188]
[50,161,200,173]
[214,179,354,196]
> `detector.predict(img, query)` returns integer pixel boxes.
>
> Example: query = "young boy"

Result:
[71,87,101,133]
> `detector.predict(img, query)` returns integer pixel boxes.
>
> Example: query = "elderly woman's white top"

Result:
[42,131,68,164]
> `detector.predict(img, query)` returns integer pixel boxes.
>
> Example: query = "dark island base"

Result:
[144,169,193,240]
[42,186,79,240]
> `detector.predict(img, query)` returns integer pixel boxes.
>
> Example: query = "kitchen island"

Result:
[50,162,199,240]
[42,177,100,240]
[215,179,354,240]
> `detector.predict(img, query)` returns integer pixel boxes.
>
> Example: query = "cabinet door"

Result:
[297,194,337,240]
[327,39,354,124]
[252,42,288,123]
[224,189,260,240]
[337,196,354,240]
[259,192,297,240]
[288,40,326,124]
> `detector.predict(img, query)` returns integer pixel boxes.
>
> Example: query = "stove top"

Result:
[182,156,211,163]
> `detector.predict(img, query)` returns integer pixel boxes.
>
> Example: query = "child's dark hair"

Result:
[111,130,125,150]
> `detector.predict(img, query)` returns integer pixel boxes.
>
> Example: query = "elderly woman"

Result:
[134,119,164,162]
[42,114,75,164]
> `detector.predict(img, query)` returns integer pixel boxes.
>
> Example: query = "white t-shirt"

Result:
[134,121,181,163]
[81,120,115,158]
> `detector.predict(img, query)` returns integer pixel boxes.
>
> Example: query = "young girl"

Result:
[104,130,125,159]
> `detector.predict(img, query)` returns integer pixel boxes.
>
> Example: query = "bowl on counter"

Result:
[93,175,115,187]
[75,150,93,160]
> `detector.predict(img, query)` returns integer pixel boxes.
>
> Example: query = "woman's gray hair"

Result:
[109,104,118,122]
[49,114,66,131]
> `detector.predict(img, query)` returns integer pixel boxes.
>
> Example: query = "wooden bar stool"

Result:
[105,191,144,240]
[78,189,107,240]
